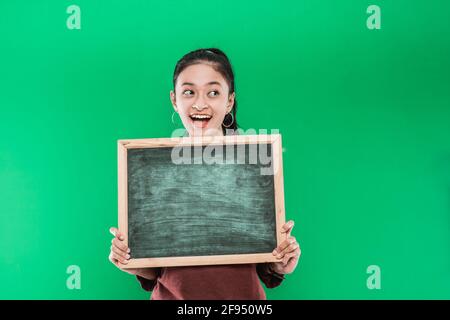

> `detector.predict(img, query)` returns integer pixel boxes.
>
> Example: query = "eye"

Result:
[183,89,194,96]
[208,90,220,97]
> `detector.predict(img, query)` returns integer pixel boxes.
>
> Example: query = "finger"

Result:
[109,227,118,237]
[109,253,119,266]
[283,246,301,265]
[281,220,295,236]
[111,244,128,257]
[282,251,297,266]
[278,241,299,258]
[112,245,130,260]
[112,238,129,254]
[112,252,128,264]
[112,237,129,253]
[275,237,296,257]
[274,239,291,257]
[109,227,125,241]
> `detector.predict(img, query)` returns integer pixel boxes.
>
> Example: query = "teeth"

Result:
[191,114,212,120]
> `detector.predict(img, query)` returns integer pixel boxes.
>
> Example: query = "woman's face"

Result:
[170,63,235,137]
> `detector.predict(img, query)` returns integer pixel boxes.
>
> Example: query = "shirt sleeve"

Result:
[135,268,162,292]
[256,263,285,289]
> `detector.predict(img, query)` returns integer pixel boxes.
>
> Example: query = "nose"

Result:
[193,93,210,110]
[193,103,208,111]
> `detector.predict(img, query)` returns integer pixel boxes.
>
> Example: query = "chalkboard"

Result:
[117,134,286,268]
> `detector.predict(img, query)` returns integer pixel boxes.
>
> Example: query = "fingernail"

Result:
[120,236,124,240]
[127,248,130,253]
[126,254,130,259]
[272,249,277,255]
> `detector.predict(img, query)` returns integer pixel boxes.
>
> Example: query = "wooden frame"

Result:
[117,134,286,268]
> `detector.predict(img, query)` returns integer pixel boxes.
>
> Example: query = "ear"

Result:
[170,90,178,112]
[227,92,235,113]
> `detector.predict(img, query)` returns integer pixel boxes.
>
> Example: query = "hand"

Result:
[269,220,301,275]
[108,227,141,275]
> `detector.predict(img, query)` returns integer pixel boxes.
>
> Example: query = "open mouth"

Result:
[189,113,212,128]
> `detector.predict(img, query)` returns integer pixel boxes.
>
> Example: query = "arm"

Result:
[135,268,162,292]
[135,268,159,280]
[256,263,285,289]
[109,227,161,291]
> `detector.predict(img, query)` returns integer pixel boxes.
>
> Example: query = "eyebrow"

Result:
[181,81,222,87]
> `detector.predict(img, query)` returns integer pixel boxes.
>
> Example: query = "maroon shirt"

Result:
[136,263,284,300]
[136,130,284,299]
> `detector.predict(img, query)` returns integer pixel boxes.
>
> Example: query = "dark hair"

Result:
[172,48,239,135]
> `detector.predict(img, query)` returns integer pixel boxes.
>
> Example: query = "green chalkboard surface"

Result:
[127,144,277,260]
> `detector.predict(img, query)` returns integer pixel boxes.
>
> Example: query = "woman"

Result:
[109,48,301,299]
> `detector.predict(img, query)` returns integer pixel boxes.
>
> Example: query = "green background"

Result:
[1,0,449,299]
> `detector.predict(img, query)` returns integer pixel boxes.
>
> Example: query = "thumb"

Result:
[109,227,124,240]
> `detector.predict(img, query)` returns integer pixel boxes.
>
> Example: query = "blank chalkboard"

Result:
[117,134,286,268]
